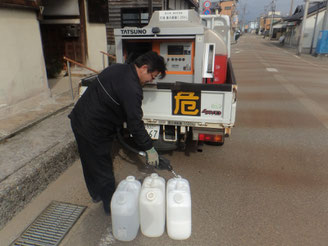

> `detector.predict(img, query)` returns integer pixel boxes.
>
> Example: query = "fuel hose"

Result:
[116,128,174,172]
[116,128,146,157]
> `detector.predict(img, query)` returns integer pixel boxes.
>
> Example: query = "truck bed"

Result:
[142,60,237,129]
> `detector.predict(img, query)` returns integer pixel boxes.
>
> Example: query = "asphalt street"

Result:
[1,34,328,246]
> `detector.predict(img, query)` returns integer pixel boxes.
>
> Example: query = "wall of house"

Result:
[285,24,300,47]
[264,17,282,30]
[84,0,108,70]
[0,8,49,110]
[85,23,108,70]
[287,10,326,50]
[303,10,326,50]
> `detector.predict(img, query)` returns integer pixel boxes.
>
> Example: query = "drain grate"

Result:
[12,201,86,246]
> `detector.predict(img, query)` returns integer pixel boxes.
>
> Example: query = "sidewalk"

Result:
[264,37,328,67]
[0,73,89,229]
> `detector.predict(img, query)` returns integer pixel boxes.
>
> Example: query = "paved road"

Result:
[1,34,328,246]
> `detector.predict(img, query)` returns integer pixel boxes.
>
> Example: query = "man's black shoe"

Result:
[92,195,101,203]
[103,199,111,215]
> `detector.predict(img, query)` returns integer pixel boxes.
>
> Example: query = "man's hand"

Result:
[145,147,159,167]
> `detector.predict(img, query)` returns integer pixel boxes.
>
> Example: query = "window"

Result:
[225,6,232,10]
[121,8,160,28]
[88,0,109,23]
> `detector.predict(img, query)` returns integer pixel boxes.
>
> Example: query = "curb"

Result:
[0,134,79,230]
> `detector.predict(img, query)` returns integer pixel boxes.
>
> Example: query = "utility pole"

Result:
[310,2,320,54]
[289,0,294,16]
[241,4,247,32]
[321,0,328,30]
[297,0,310,56]
[269,0,276,38]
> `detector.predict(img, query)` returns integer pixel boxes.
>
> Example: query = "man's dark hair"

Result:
[134,51,166,79]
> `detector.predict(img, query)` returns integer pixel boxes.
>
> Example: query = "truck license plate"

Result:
[145,124,160,140]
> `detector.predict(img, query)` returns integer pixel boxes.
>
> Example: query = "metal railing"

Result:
[63,52,116,100]
[100,51,116,69]
[63,56,99,100]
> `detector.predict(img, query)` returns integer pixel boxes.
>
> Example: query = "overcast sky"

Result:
[238,0,304,22]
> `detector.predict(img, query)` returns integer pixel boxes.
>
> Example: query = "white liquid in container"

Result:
[111,176,141,241]
[139,173,166,237]
[166,176,192,240]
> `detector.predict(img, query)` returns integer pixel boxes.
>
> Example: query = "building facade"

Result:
[284,2,327,53]
[258,11,282,36]
[219,0,236,17]
[219,0,238,29]
[0,2,49,115]
[0,0,108,115]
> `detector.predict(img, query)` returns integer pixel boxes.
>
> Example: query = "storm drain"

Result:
[12,201,86,246]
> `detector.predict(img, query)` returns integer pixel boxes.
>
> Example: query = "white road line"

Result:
[266,68,278,72]
[274,74,328,130]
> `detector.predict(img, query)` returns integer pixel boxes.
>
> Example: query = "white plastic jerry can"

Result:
[139,173,166,237]
[110,176,141,241]
[167,176,192,240]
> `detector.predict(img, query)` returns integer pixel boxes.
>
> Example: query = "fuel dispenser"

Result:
[115,10,228,84]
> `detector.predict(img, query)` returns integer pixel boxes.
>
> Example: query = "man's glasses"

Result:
[150,72,159,80]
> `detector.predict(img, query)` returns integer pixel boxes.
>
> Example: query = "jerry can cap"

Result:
[126,176,135,181]
[150,173,159,178]
[146,191,156,201]
[174,193,184,204]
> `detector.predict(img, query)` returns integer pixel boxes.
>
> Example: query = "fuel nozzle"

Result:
[116,128,177,177]
[157,156,178,178]
[158,156,172,171]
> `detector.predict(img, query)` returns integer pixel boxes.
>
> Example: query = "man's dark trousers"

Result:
[71,126,116,207]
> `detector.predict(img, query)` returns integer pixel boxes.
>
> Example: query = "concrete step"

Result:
[0,108,78,229]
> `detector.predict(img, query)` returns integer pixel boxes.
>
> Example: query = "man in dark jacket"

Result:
[69,51,166,214]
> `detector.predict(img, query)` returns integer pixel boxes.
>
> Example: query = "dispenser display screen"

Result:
[168,45,184,55]
[160,41,193,75]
